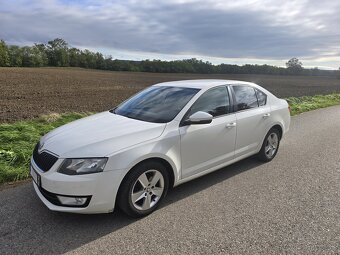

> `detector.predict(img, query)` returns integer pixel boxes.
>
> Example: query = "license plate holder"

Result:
[30,165,41,187]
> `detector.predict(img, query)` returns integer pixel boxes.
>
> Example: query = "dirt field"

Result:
[1,67,340,122]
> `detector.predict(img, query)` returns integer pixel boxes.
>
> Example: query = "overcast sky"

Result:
[0,0,339,69]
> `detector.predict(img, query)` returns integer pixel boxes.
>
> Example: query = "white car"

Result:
[31,80,290,217]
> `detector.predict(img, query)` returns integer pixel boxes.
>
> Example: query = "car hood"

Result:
[40,111,166,158]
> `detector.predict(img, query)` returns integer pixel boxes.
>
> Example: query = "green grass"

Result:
[0,112,91,184]
[1,93,340,184]
[287,93,340,115]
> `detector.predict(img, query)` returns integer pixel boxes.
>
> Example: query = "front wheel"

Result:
[257,128,281,162]
[117,161,169,218]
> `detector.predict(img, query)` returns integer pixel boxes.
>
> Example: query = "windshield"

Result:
[113,86,200,123]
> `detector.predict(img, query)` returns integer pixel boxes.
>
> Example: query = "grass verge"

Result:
[286,94,340,116]
[0,112,91,184]
[1,94,340,184]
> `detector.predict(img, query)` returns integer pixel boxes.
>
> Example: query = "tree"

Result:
[95,52,106,69]
[20,46,47,67]
[69,47,81,67]
[286,57,303,74]
[47,38,69,66]
[0,40,10,66]
[33,44,48,66]
[8,45,23,66]
[0,38,338,76]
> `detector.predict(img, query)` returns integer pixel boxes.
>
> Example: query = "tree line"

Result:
[0,38,339,76]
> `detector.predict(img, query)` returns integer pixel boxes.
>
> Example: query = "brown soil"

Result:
[1,67,340,122]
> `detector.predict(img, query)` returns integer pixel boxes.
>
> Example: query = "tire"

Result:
[117,161,169,218]
[257,128,281,162]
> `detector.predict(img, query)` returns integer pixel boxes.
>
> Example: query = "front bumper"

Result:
[31,158,126,214]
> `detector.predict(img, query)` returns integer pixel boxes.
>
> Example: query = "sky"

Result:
[0,0,339,69]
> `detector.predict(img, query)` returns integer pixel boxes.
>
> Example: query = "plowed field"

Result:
[1,67,339,122]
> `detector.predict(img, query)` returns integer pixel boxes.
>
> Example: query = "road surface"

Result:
[1,105,340,254]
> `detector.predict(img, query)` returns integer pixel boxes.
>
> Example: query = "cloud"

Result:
[0,0,339,68]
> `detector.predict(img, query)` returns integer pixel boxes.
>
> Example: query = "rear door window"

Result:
[233,85,258,111]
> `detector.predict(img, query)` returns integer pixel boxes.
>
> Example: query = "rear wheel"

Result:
[257,128,280,162]
[117,161,169,218]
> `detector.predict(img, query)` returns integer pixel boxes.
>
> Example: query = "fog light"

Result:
[57,195,88,206]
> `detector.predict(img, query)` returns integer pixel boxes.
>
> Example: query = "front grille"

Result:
[32,142,58,172]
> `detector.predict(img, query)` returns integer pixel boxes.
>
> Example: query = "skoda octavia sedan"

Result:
[31,80,290,217]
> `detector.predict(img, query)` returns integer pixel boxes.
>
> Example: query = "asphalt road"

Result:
[1,106,340,254]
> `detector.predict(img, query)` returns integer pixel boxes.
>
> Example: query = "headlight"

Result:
[58,158,108,175]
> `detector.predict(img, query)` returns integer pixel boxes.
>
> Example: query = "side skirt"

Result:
[174,150,259,187]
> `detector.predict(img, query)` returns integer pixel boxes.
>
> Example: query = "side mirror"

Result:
[184,111,213,125]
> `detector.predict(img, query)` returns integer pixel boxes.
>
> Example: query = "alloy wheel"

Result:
[131,170,165,211]
[265,132,279,158]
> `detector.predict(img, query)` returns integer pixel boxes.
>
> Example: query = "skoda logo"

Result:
[38,142,45,153]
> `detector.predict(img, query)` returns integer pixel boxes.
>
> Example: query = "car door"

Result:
[231,85,271,158]
[179,86,237,179]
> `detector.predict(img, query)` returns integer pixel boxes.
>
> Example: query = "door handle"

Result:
[226,122,236,128]
[263,113,271,118]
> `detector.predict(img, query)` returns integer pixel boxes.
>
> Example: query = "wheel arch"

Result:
[136,157,176,189]
[117,156,176,197]
[271,124,283,139]
[257,122,284,154]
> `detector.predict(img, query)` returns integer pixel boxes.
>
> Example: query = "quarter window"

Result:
[189,86,230,117]
[256,89,267,106]
[233,85,258,111]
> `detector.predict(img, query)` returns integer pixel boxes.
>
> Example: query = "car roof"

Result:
[153,79,255,89]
